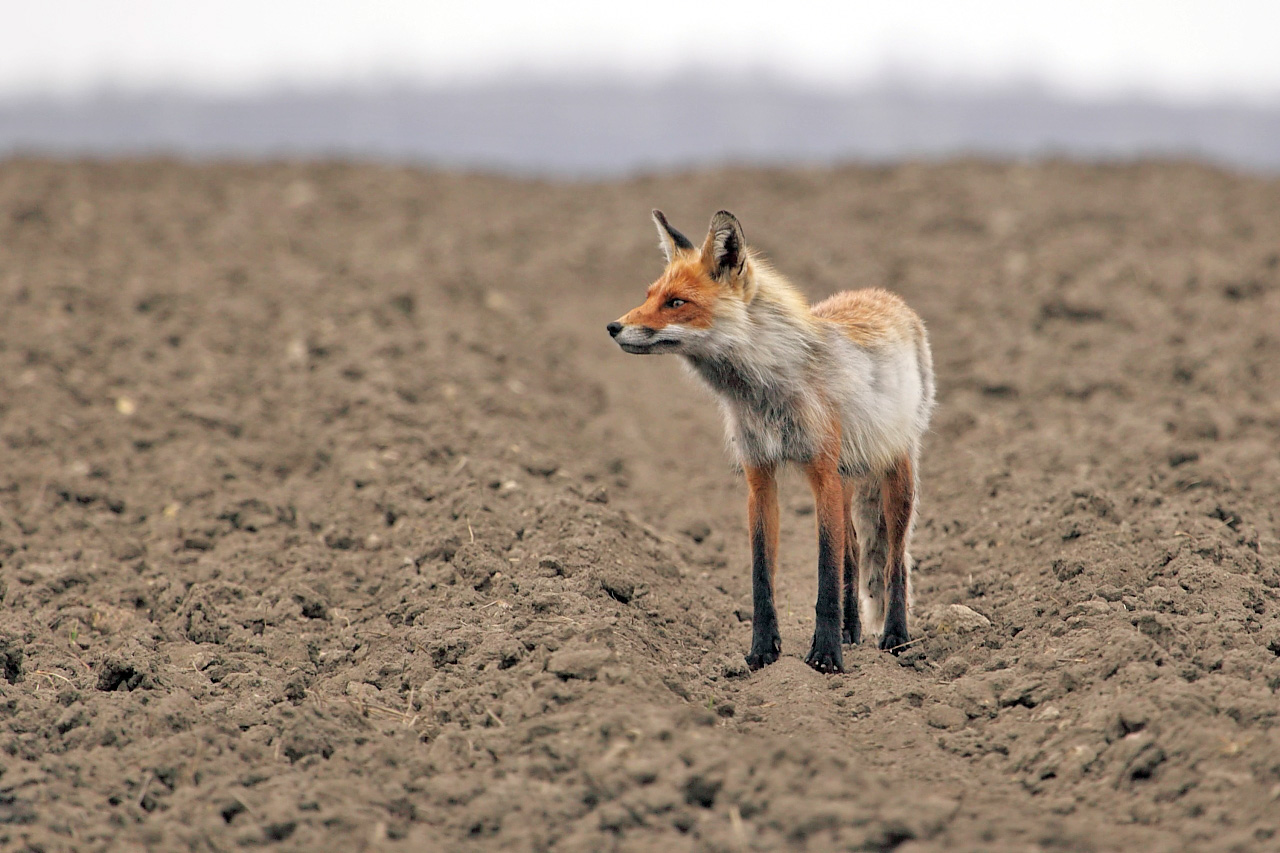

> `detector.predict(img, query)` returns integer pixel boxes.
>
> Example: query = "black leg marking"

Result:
[804,522,844,673]
[879,598,910,653]
[842,538,861,645]
[746,514,780,670]
[842,487,861,645]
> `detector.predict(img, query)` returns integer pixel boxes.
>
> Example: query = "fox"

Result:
[607,210,935,673]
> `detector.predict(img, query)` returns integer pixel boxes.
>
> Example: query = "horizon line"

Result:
[3,69,1280,111]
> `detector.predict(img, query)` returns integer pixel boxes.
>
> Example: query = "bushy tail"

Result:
[850,478,889,636]
[851,467,917,636]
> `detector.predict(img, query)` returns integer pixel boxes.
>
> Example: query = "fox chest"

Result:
[689,358,825,466]
[724,401,823,467]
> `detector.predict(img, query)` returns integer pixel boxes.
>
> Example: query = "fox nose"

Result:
[607,321,623,338]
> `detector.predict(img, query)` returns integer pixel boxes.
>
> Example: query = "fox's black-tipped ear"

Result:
[652,209,694,262]
[702,210,746,282]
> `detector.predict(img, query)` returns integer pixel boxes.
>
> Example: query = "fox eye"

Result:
[665,298,687,309]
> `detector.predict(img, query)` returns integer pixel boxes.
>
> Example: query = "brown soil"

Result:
[1,159,1279,852]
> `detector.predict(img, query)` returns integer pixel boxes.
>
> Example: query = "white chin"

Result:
[619,340,678,354]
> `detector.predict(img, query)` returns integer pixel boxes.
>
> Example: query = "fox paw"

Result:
[842,620,861,645]
[745,627,781,670]
[804,630,845,673]
[878,623,911,655]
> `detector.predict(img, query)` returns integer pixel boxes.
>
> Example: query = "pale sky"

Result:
[4,0,1280,102]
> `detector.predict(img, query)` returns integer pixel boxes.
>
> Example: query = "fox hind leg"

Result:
[879,453,917,654]
[841,478,861,645]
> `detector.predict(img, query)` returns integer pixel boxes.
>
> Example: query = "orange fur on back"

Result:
[810,288,922,348]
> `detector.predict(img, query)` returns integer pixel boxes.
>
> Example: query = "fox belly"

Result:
[830,336,927,476]
[692,333,925,476]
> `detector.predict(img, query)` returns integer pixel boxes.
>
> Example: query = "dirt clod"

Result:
[547,647,613,680]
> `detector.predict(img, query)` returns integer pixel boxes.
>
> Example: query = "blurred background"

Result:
[2,0,1279,176]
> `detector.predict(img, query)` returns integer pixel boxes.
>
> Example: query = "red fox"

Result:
[608,211,935,673]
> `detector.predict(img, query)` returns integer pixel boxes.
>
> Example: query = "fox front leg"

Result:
[744,465,781,670]
[803,455,845,673]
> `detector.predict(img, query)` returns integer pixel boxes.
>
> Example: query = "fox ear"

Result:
[701,210,746,282]
[652,209,694,262]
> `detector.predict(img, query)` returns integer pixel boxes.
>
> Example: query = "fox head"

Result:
[608,210,753,356]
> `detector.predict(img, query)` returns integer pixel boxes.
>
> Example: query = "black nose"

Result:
[607,321,623,338]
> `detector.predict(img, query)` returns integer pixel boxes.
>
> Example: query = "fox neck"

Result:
[684,272,819,409]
